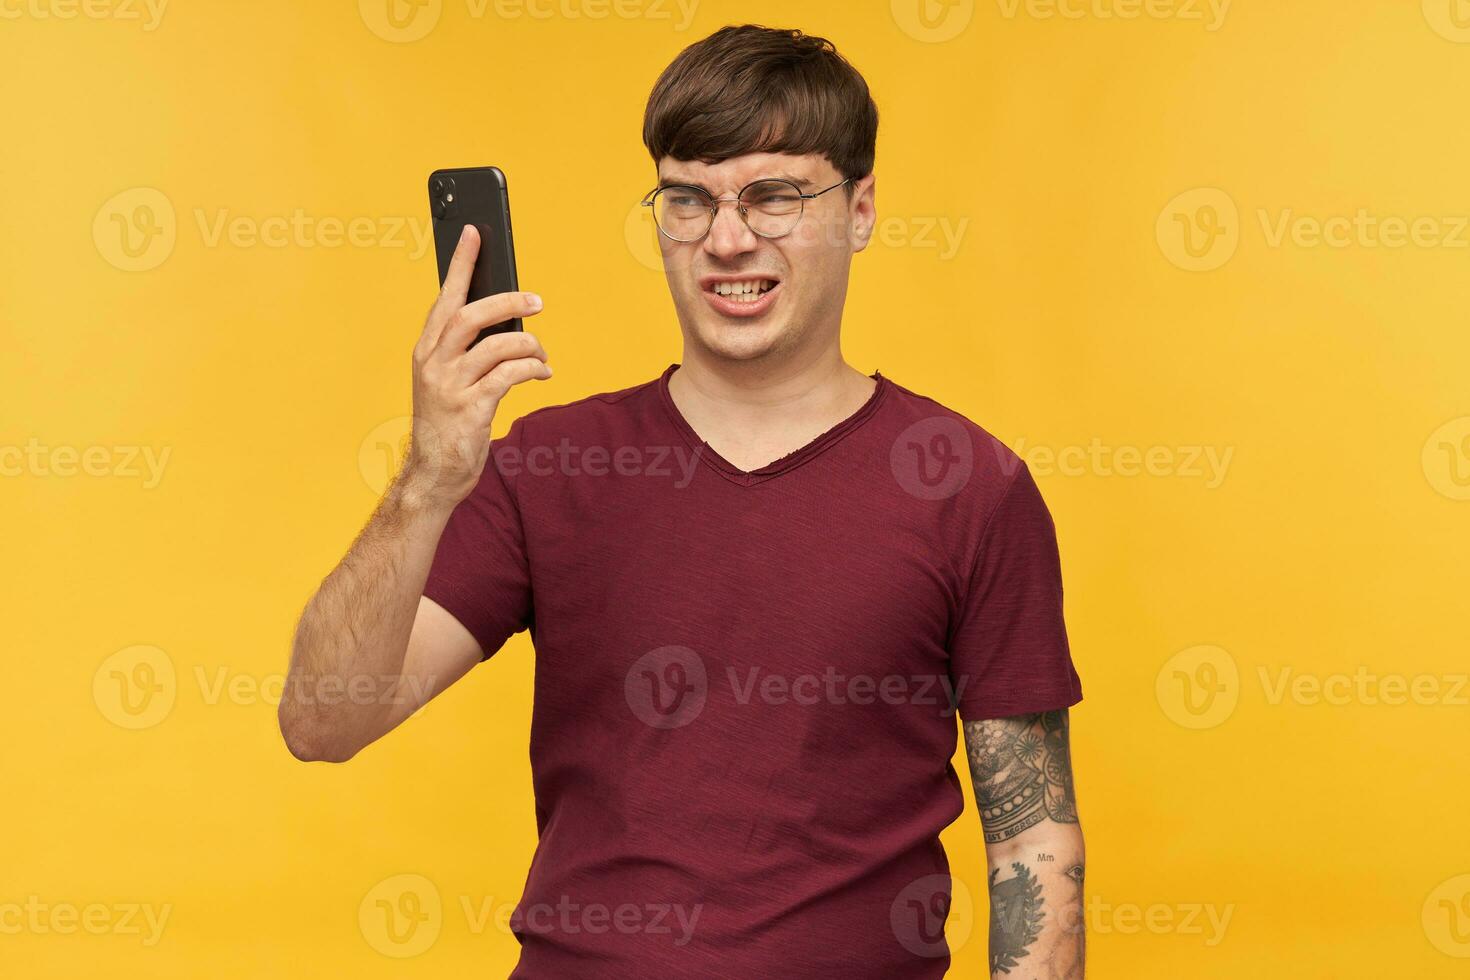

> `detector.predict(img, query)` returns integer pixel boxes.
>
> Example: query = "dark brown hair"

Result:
[642,25,879,183]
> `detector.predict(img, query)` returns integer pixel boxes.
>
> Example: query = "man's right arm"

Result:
[278,485,474,763]
[277,224,550,763]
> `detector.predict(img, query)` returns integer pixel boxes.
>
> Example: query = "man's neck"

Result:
[667,352,877,473]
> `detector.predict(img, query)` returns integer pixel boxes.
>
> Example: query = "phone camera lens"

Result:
[430,175,457,219]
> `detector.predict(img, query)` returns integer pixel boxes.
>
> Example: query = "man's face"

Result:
[652,151,875,364]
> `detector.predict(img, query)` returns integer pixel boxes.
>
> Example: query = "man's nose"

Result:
[702,200,759,259]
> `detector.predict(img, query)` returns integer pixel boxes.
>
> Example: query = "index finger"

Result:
[440,224,481,307]
[420,224,483,350]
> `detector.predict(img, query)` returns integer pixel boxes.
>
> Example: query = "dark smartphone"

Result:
[428,165,520,347]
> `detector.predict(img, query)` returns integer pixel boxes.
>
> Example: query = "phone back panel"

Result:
[428,166,521,342]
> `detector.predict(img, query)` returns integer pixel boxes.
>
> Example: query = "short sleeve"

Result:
[948,463,1082,720]
[422,418,534,661]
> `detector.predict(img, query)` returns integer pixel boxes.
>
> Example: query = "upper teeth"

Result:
[713,280,773,296]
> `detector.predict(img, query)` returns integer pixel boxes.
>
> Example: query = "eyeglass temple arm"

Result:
[801,177,854,200]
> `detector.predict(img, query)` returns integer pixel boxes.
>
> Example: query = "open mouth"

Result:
[700,276,783,318]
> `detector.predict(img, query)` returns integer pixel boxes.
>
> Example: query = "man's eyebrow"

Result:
[768,172,816,188]
[656,173,818,191]
[658,175,709,191]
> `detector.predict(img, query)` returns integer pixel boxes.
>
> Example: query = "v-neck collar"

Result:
[656,362,890,488]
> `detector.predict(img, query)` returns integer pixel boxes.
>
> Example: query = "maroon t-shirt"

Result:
[424,363,1082,978]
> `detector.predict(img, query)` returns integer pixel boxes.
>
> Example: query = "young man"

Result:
[281,24,1085,979]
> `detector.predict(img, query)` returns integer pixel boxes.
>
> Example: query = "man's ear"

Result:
[851,174,877,253]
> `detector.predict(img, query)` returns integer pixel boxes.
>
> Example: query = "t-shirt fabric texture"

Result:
[423,363,1083,979]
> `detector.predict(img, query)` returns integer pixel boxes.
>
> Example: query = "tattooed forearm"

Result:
[963,710,1078,844]
[967,710,1085,977]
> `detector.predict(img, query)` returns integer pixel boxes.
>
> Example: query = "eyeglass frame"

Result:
[640,176,854,243]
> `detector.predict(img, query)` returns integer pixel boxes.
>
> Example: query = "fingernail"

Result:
[459,225,471,242]
[544,363,554,376]
[526,293,543,311]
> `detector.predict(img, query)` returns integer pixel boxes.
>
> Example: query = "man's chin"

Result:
[691,316,788,361]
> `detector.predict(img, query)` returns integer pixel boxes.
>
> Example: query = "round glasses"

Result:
[641,177,852,243]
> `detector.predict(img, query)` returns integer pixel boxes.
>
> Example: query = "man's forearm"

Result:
[280,471,451,762]
[964,709,1085,979]
[984,825,1085,979]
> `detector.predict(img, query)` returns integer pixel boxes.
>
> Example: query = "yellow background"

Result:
[3,0,1469,976]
